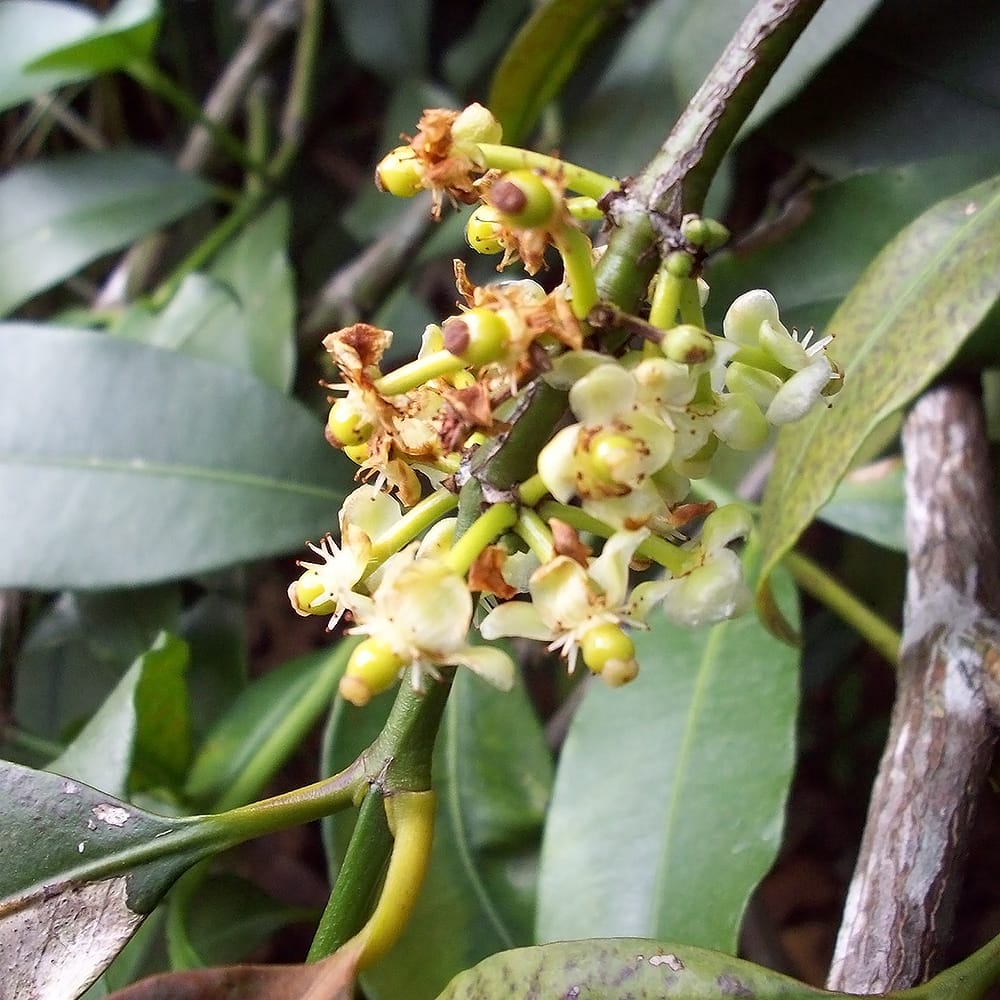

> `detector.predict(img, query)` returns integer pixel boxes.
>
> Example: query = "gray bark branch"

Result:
[826,380,1000,993]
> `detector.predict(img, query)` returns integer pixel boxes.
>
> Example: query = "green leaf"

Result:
[0,324,351,588]
[536,562,800,952]
[323,667,553,1000]
[757,176,1000,631]
[114,275,251,372]
[0,0,98,112]
[0,150,212,316]
[49,632,190,797]
[12,586,181,744]
[436,938,838,1000]
[166,870,313,969]
[328,0,429,82]
[817,457,905,552]
[705,153,1000,333]
[669,0,880,136]
[28,0,160,75]
[0,759,217,999]
[209,200,296,391]
[488,0,626,145]
[443,0,529,95]
[186,645,352,811]
[768,0,1000,175]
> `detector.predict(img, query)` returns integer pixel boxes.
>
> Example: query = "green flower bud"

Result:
[375,146,425,198]
[661,324,714,365]
[465,206,505,255]
[489,170,557,228]
[681,215,730,251]
[442,308,511,366]
[327,397,374,447]
[341,637,406,707]
[664,251,694,278]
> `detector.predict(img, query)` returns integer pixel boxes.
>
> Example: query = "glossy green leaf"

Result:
[0,0,98,112]
[49,632,190,797]
[443,0,529,94]
[0,324,350,589]
[28,0,160,75]
[705,154,1000,334]
[437,938,843,1000]
[817,457,905,552]
[0,150,212,316]
[757,176,1000,629]
[186,645,352,811]
[536,562,799,952]
[13,586,181,744]
[488,0,626,145]
[323,667,553,1000]
[0,760,217,1000]
[209,200,296,391]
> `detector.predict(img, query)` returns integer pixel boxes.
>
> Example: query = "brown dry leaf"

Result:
[468,545,518,599]
[549,518,590,566]
[105,938,362,1000]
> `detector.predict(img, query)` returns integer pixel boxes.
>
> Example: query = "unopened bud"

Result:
[340,637,405,707]
[451,103,502,146]
[662,324,714,365]
[375,146,425,198]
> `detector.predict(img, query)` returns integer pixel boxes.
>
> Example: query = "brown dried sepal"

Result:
[549,518,591,567]
[469,546,519,600]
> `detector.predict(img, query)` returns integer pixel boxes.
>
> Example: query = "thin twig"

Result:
[826,379,1000,993]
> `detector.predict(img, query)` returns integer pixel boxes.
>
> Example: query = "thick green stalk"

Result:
[306,786,393,961]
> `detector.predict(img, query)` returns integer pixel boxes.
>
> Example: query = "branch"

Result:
[826,379,1000,993]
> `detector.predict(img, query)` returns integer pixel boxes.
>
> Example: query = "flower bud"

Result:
[451,102,502,146]
[664,251,693,279]
[489,170,557,228]
[340,637,406,707]
[442,308,511,366]
[327,397,374,447]
[661,324,714,365]
[375,146,425,198]
[465,206,505,255]
[681,215,730,251]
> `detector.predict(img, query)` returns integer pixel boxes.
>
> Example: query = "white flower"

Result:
[480,530,647,674]
[349,547,515,693]
[289,485,403,628]
[629,505,752,627]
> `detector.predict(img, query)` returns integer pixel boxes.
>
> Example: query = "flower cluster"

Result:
[291,104,842,706]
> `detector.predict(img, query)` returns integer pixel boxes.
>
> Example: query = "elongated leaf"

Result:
[13,587,181,744]
[817,457,905,552]
[0,760,217,999]
[49,632,189,797]
[0,150,212,316]
[114,274,249,370]
[0,324,350,588]
[757,176,1000,631]
[536,562,799,952]
[705,153,1000,333]
[28,0,160,74]
[187,646,352,811]
[489,0,626,145]
[0,0,98,111]
[323,667,553,1000]
[437,938,842,1000]
[209,200,296,391]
